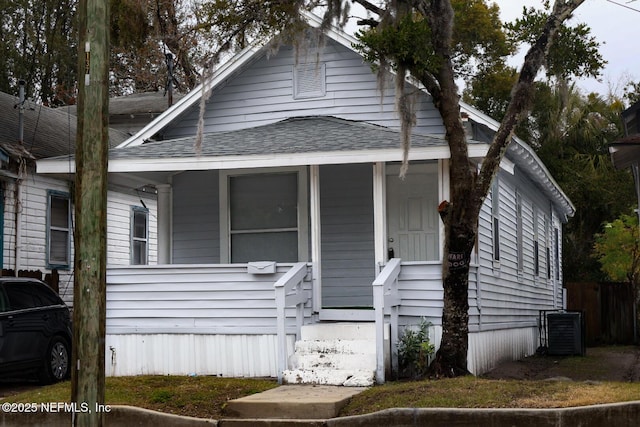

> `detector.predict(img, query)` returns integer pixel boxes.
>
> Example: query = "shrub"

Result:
[397,318,435,379]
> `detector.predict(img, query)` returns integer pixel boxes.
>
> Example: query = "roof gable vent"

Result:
[293,62,326,99]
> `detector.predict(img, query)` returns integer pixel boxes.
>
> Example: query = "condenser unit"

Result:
[547,311,585,356]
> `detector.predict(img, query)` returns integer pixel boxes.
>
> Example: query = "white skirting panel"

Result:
[467,327,538,375]
[105,334,295,378]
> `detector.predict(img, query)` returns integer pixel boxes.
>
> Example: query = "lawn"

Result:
[5,375,640,420]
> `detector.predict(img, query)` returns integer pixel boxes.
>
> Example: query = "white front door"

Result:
[386,164,439,261]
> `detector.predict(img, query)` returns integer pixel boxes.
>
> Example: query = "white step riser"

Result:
[282,368,375,387]
[290,352,377,371]
[294,339,376,355]
[300,323,376,341]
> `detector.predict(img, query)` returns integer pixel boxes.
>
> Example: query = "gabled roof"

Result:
[116,13,365,149]
[0,91,128,161]
[36,13,574,219]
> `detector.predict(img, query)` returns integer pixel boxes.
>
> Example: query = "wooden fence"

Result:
[1,269,60,294]
[565,282,635,345]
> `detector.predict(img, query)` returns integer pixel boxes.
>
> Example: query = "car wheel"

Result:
[39,336,71,384]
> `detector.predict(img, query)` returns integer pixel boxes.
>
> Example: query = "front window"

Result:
[47,191,70,269]
[229,173,299,263]
[131,207,149,265]
[220,168,308,264]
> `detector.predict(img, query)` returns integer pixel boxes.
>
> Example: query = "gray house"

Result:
[37,16,574,384]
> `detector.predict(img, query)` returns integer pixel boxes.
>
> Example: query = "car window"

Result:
[3,282,61,310]
[4,283,37,310]
[0,289,7,312]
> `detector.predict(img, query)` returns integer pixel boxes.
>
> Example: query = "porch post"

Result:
[156,184,171,264]
[309,165,321,313]
[373,162,386,268]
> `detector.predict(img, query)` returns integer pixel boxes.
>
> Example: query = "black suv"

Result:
[0,278,72,383]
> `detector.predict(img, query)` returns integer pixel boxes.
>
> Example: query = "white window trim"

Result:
[516,191,524,273]
[491,176,501,268]
[46,190,71,269]
[219,167,309,264]
[131,206,149,265]
[533,205,539,277]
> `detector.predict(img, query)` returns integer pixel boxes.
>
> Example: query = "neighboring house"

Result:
[609,100,640,228]
[62,91,184,137]
[610,99,640,168]
[0,89,158,307]
[37,17,574,385]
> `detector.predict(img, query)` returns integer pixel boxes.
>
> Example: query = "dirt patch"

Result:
[482,346,640,382]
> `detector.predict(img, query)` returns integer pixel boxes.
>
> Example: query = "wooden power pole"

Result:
[72,0,109,423]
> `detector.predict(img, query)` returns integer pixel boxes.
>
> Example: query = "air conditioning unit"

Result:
[547,312,585,356]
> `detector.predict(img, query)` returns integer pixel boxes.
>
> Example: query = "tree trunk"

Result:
[430,203,476,377]
[416,0,586,377]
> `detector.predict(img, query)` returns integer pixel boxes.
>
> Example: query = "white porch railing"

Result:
[274,262,311,384]
[372,258,402,384]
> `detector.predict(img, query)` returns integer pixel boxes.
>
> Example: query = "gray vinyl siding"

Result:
[106,189,158,266]
[474,167,564,330]
[106,264,312,334]
[162,39,445,139]
[172,171,220,263]
[392,262,478,328]
[320,164,375,307]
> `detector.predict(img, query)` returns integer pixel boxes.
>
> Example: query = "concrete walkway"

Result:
[224,385,367,419]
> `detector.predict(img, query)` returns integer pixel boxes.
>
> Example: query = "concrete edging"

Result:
[2,402,640,426]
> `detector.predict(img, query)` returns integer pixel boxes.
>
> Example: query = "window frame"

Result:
[533,205,539,277]
[515,191,524,273]
[219,167,309,264]
[130,206,149,265]
[491,176,501,266]
[46,190,71,270]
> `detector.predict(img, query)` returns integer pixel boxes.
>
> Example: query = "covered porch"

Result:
[104,259,460,383]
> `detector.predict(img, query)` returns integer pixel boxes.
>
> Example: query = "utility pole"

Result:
[72,0,109,423]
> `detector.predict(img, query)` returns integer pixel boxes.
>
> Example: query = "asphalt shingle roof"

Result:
[0,91,129,160]
[109,116,451,160]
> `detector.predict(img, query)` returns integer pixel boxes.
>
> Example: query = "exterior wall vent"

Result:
[293,62,326,99]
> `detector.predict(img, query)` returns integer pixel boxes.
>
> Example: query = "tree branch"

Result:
[352,0,385,16]
[475,0,586,200]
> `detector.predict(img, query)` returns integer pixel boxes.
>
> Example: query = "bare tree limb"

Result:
[352,0,385,16]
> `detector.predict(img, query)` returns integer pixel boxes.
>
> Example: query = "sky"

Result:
[494,0,640,97]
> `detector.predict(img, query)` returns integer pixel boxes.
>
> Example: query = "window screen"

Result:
[229,173,298,263]
[48,192,70,267]
[131,208,149,265]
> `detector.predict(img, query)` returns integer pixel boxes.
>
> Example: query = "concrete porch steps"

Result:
[282,323,377,387]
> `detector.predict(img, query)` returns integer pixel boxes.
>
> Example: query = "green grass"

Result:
[5,374,640,420]
[339,377,640,416]
[7,376,278,419]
